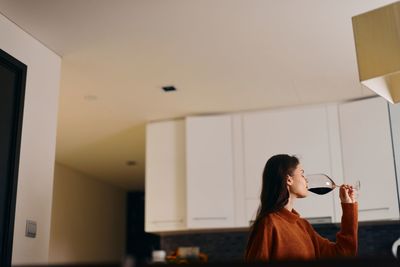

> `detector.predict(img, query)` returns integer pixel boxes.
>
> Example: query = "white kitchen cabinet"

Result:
[242,105,338,224]
[144,97,400,233]
[246,199,260,224]
[186,115,235,229]
[339,97,400,221]
[232,114,247,227]
[145,120,186,232]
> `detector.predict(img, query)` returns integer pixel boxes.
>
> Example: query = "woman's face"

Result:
[287,164,309,198]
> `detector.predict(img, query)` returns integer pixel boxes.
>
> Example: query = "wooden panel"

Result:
[12,264,119,267]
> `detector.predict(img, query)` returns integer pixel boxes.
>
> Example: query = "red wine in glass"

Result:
[308,187,334,195]
[306,173,360,195]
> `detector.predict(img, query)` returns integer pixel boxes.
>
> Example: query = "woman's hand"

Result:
[339,184,357,203]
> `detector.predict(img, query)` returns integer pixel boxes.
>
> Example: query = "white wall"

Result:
[0,13,61,264]
[388,103,400,208]
[49,163,126,264]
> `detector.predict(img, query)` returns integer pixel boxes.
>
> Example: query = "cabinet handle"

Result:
[359,207,389,212]
[151,219,184,224]
[192,217,227,221]
[304,217,332,224]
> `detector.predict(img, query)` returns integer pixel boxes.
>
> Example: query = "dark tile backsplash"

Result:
[160,221,400,262]
[161,230,247,262]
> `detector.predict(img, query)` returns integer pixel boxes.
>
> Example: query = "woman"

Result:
[244,154,358,261]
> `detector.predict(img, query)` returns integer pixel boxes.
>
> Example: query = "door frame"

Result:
[0,49,27,267]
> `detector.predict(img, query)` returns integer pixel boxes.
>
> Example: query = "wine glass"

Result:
[306,173,360,195]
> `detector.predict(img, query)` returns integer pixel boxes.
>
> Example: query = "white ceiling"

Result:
[0,0,394,190]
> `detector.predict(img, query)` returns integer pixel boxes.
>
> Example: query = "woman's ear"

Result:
[286,175,293,186]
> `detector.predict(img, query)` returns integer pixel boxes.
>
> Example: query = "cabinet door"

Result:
[145,120,186,232]
[339,97,399,221]
[232,114,247,227]
[186,115,235,229]
[243,105,335,223]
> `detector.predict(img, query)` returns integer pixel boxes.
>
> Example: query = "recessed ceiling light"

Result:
[162,86,176,92]
[84,95,98,101]
[126,160,137,166]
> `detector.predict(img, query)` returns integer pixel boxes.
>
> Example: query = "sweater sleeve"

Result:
[310,202,358,258]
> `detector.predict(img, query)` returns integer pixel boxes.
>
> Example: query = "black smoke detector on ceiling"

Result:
[126,160,137,166]
[162,86,176,92]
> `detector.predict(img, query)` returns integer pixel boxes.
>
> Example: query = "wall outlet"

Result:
[25,220,37,238]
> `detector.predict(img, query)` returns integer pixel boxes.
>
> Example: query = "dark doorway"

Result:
[0,49,27,267]
[126,192,160,265]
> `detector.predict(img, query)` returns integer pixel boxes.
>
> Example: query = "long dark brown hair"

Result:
[244,154,299,259]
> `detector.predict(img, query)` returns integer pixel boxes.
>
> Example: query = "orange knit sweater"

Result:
[245,203,358,261]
